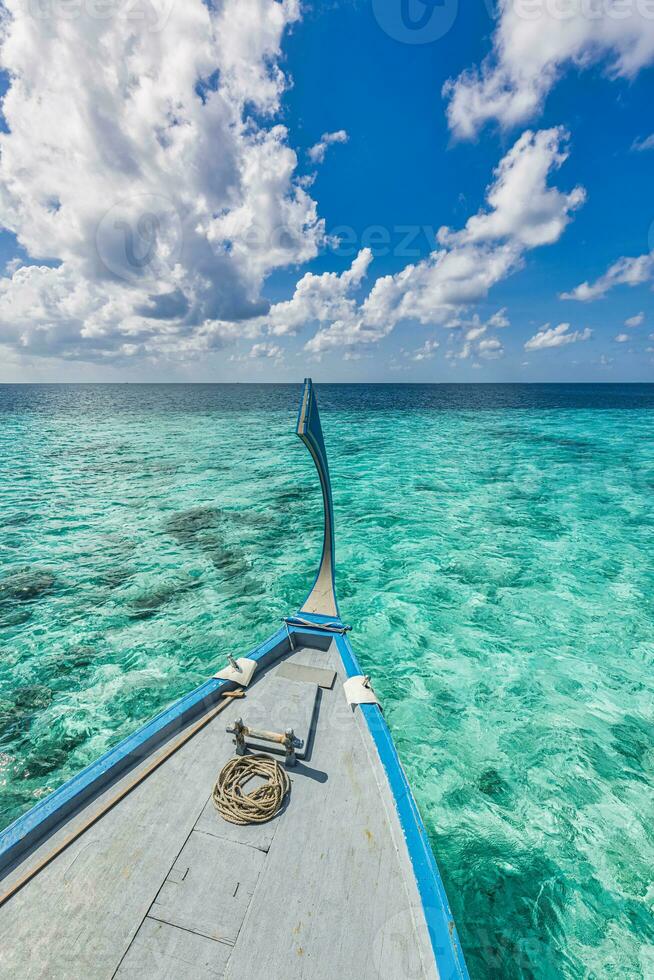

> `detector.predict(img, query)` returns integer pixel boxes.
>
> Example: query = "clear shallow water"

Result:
[1,383,653,978]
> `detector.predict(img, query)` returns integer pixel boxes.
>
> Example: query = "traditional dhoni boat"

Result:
[0,379,468,979]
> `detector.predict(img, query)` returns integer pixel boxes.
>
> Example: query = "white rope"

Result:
[212,753,290,825]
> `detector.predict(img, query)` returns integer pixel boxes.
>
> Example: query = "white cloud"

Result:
[406,338,440,361]
[614,333,629,342]
[438,129,585,248]
[445,0,654,138]
[560,254,654,301]
[449,334,505,362]
[304,128,583,354]
[229,340,283,364]
[441,309,508,360]
[524,322,592,350]
[478,337,503,358]
[632,133,654,152]
[360,242,519,334]
[488,307,510,328]
[0,10,586,375]
[247,342,282,361]
[266,247,372,336]
[307,130,349,164]
[0,0,323,363]
[624,312,645,327]
[465,323,488,342]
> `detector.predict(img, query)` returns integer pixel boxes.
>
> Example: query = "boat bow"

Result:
[0,378,469,980]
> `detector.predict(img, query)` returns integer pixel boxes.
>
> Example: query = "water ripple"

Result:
[0,383,653,977]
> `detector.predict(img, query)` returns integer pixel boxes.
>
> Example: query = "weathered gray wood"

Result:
[115,918,231,978]
[149,831,264,942]
[194,796,278,853]
[275,661,336,689]
[224,645,438,980]
[238,676,318,759]
[0,642,438,980]
[0,697,249,980]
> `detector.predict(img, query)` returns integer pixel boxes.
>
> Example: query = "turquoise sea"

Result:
[1,383,653,978]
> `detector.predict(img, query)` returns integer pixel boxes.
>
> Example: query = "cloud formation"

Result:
[307,130,349,164]
[0,7,586,372]
[524,322,592,350]
[247,342,282,360]
[406,339,439,361]
[445,0,654,138]
[442,310,509,361]
[302,128,584,354]
[255,247,372,346]
[632,133,654,152]
[624,312,645,327]
[0,0,323,362]
[560,253,654,301]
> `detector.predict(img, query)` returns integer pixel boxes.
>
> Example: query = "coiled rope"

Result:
[212,753,290,825]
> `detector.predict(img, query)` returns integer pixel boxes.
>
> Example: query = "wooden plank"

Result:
[275,661,336,689]
[225,645,437,980]
[0,643,438,980]
[194,796,278,854]
[149,831,264,943]
[115,918,231,978]
[238,677,318,760]
[0,628,291,879]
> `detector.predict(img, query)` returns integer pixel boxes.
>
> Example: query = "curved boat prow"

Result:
[296,378,339,619]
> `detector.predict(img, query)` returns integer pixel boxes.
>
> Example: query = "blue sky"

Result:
[0,0,653,381]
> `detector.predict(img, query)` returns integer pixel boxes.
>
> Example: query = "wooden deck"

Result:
[0,643,439,980]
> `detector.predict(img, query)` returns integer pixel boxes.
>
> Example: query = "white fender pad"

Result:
[343,675,380,707]
[213,657,257,687]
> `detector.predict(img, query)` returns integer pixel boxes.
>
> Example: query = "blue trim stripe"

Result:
[335,633,469,980]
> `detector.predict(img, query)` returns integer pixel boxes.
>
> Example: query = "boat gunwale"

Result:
[336,629,469,980]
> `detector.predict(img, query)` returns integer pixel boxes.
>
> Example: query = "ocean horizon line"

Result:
[1,380,654,387]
